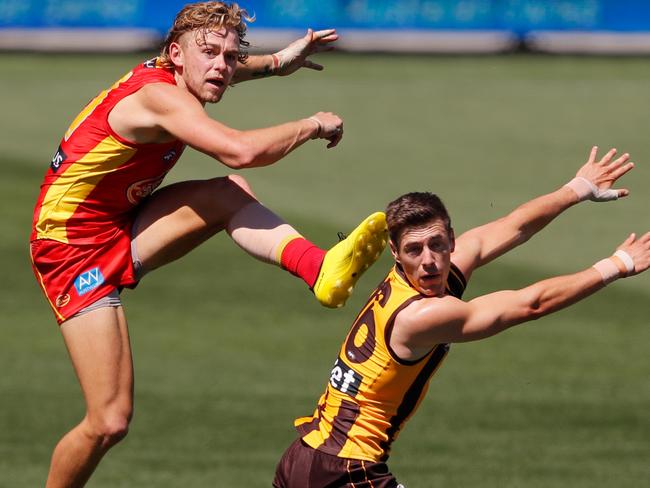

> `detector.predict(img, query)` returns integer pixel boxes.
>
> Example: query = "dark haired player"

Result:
[274,147,650,487]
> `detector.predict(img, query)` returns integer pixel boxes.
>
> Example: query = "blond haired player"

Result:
[29,2,387,486]
[274,147,650,487]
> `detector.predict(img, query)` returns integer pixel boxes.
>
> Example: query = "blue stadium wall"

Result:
[2,0,650,53]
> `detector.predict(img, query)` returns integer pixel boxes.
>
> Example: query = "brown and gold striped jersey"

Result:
[296,263,466,462]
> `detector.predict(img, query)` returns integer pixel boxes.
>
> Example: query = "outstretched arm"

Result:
[136,83,345,168]
[451,147,634,280]
[394,233,650,353]
[232,29,338,83]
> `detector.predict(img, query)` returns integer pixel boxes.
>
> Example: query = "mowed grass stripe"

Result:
[1,53,648,486]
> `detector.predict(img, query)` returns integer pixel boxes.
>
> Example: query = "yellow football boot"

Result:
[313,212,388,308]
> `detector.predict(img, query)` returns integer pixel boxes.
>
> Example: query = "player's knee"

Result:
[225,174,256,198]
[98,414,131,448]
[200,175,257,207]
[191,176,259,229]
[87,406,133,449]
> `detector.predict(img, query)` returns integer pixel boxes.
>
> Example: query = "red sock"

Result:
[280,238,326,288]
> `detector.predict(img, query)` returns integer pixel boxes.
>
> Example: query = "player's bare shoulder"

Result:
[109,82,198,144]
[391,294,467,359]
[403,294,466,330]
[138,82,198,112]
[450,228,486,280]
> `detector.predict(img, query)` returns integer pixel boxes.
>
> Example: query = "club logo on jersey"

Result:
[329,357,362,397]
[344,306,377,364]
[162,149,177,164]
[126,175,166,204]
[74,267,105,296]
[144,58,158,68]
[50,146,67,172]
[55,294,71,308]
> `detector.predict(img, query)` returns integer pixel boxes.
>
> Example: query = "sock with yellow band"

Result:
[278,236,326,288]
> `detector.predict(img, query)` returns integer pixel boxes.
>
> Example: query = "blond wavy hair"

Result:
[159,1,253,66]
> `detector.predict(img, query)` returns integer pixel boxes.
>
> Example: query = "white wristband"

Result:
[592,257,620,284]
[271,53,280,71]
[564,177,619,202]
[306,116,322,138]
[565,177,595,201]
[614,250,635,274]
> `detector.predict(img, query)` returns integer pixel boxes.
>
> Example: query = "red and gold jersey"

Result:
[31,58,185,245]
[296,263,467,462]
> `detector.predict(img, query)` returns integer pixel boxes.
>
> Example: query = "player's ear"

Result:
[389,239,400,263]
[169,40,184,67]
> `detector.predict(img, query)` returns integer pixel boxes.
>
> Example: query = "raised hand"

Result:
[568,146,635,201]
[616,232,650,276]
[272,29,339,76]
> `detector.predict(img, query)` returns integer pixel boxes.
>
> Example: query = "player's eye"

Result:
[404,245,421,256]
[429,241,447,252]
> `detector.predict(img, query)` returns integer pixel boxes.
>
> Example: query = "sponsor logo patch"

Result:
[74,267,105,296]
[162,149,177,163]
[50,146,67,172]
[126,175,165,204]
[55,294,71,308]
[329,357,362,397]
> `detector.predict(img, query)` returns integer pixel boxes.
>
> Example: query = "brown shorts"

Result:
[273,438,404,488]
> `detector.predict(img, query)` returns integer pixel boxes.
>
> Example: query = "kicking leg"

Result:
[133,175,387,307]
[46,305,133,488]
[131,175,293,271]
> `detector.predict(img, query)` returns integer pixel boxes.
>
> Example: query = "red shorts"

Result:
[30,227,138,325]
[274,438,403,488]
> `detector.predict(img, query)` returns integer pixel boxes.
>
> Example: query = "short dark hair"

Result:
[386,192,452,246]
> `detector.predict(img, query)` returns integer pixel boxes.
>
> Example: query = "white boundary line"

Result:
[526,31,650,55]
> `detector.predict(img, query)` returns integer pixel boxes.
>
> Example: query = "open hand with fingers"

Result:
[616,232,650,276]
[272,29,339,76]
[566,146,635,202]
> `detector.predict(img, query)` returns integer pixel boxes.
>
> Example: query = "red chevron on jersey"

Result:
[31,58,186,245]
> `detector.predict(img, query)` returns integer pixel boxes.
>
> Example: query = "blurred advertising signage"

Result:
[249,0,650,31]
[0,0,172,30]
[1,0,650,32]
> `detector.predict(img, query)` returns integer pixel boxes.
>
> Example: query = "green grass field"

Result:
[1,52,649,487]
